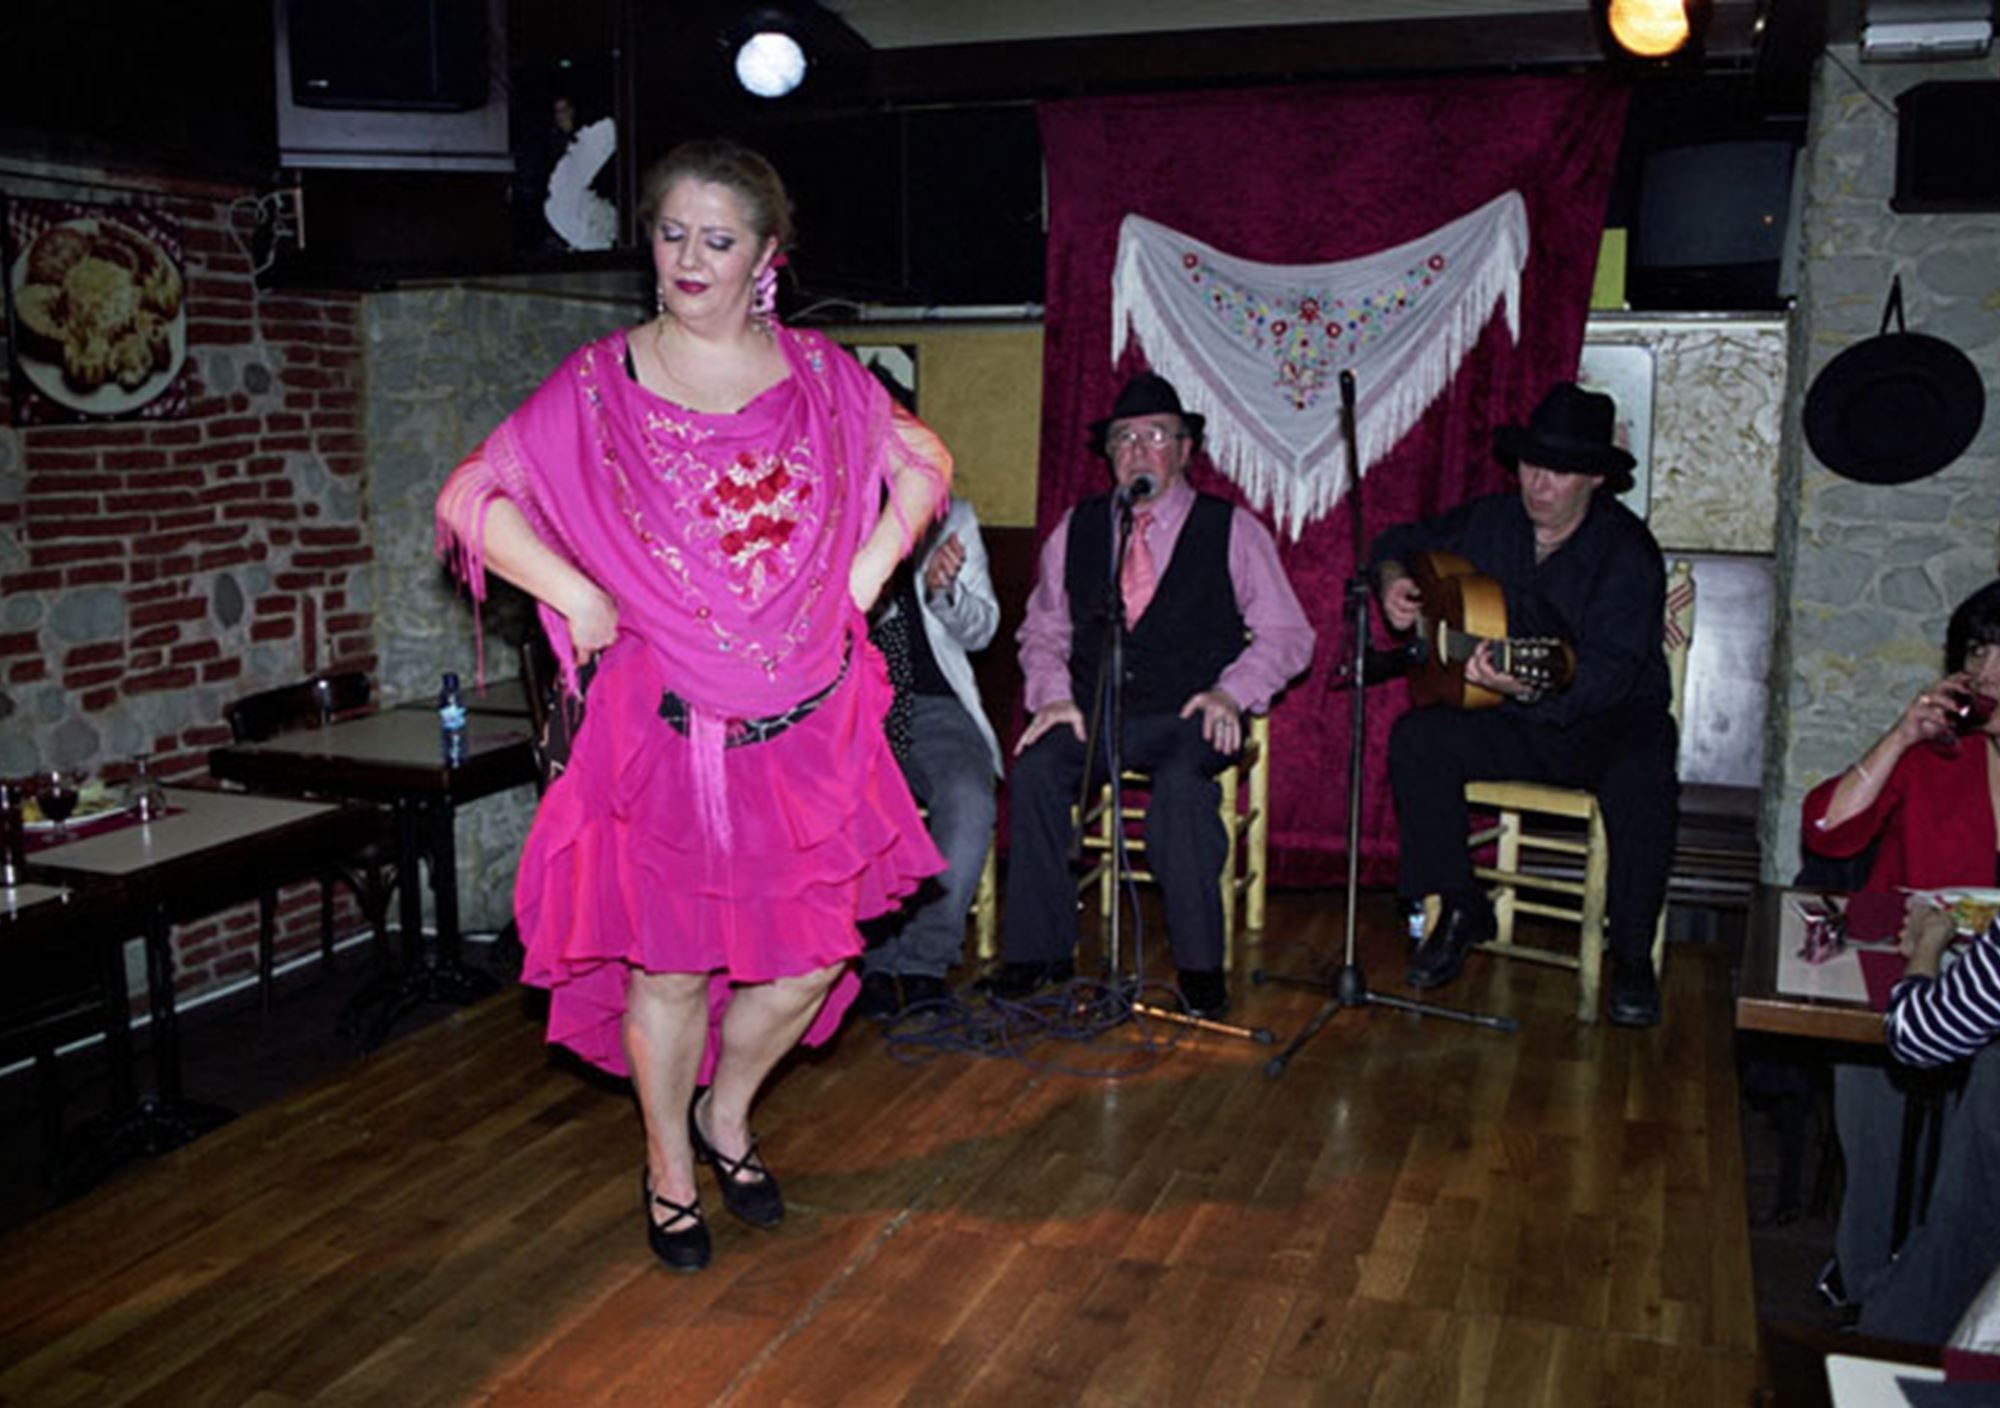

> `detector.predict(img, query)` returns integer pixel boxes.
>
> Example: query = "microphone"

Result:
[1115,473,1157,508]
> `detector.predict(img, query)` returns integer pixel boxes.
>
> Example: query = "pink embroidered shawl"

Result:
[438,325,942,717]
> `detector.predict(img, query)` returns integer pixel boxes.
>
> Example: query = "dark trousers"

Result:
[1001,711,1235,973]
[1388,699,1679,966]
[1859,1041,2000,1343]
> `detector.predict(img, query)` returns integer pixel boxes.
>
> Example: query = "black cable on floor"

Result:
[878,973,1192,1079]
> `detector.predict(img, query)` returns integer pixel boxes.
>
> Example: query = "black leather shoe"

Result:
[642,1170,710,1272]
[856,971,901,1020]
[1176,968,1230,1019]
[690,1093,783,1229]
[976,959,1075,1001]
[1607,957,1662,1027]
[1406,894,1494,990]
[899,974,951,1009]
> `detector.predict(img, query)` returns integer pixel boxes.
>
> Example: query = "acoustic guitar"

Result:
[1405,550,1575,710]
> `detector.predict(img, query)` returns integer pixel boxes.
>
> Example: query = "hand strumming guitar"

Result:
[1378,563,1422,632]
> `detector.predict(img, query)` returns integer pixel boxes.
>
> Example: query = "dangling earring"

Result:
[752,254,788,330]
[752,264,778,327]
[655,283,666,317]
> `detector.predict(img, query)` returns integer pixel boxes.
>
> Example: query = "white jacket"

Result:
[894,498,1003,775]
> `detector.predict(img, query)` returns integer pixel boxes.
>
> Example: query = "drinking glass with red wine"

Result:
[33,766,86,838]
[1930,682,1997,757]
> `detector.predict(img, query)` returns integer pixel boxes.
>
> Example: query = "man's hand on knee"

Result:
[1180,688,1244,754]
[1015,700,1086,756]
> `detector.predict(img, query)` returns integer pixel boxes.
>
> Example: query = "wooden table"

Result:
[461,675,531,718]
[1736,886,1888,1045]
[207,707,537,1045]
[2,880,136,1177]
[24,787,380,1159]
[1736,884,1953,1253]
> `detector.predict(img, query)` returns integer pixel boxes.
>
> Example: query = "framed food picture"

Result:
[5,196,191,424]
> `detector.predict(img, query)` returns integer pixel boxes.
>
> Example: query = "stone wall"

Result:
[1765,52,2000,880]
[1,156,372,997]
[364,282,640,931]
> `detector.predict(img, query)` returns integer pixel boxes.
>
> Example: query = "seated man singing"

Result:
[986,372,1314,1018]
[1370,381,1678,1027]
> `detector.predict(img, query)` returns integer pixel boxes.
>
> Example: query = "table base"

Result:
[339,951,499,1050]
[67,1095,236,1175]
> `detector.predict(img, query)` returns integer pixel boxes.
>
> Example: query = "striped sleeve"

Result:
[1886,918,2000,1067]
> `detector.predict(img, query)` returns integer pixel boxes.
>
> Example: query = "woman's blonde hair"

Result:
[637,139,794,254]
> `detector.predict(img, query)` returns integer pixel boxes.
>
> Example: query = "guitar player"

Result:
[1368,382,1679,1027]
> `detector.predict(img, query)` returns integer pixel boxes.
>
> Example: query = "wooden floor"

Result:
[0,894,1762,1406]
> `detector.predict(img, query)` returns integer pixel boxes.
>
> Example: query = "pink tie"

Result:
[1122,509,1158,626]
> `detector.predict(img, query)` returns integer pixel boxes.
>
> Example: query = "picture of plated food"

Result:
[6,204,188,419]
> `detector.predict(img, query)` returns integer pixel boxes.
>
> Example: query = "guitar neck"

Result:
[1436,626,1541,675]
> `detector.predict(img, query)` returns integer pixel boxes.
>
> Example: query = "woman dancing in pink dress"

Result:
[436,140,949,1271]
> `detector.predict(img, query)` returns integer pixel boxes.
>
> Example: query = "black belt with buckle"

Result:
[659,643,850,749]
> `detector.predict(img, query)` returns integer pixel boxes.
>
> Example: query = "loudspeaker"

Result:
[1894,81,2000,213]
[287,0,490,111]
[1628,139,1796,311]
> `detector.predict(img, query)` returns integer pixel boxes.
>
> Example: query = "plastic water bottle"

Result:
[439,671,468,767]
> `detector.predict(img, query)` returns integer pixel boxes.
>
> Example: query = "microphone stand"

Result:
[1070,476,1272,1046]
[1257,370,1515,1079]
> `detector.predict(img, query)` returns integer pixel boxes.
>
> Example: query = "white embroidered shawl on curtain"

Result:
[1112,191,1530,536]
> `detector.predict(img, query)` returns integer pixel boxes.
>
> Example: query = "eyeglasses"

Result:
[1107,426,1186,452]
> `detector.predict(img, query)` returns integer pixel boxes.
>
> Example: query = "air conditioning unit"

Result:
[1861,0,1994,60]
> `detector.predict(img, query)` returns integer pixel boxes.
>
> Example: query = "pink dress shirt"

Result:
[1018,477,1315,716]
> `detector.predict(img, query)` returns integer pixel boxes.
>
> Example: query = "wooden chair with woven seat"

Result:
[1461,557,1696,1022]
[968,841,1000,961]
[224,671,400,1008]
[1075,710,1272,968]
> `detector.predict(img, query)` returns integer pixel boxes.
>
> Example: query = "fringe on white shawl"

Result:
[1112,192,1529,539]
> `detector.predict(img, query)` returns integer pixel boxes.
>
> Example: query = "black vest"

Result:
[1066,493,1245,715]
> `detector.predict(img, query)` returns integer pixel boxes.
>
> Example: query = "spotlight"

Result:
[732,12,808,98]
[1596,0,1711,60]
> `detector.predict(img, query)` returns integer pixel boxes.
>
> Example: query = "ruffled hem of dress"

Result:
[512,637,942,1079]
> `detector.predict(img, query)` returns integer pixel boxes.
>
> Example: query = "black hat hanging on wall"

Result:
[1804,275,1986,485]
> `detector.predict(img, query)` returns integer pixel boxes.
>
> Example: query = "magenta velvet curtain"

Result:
[1037,76,1630,886]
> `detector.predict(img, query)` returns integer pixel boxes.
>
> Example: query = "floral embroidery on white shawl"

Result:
[1112,191,1530,536]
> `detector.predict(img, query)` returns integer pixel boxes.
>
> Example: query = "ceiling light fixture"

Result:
[732,11,808,99]
[1597,0,1710,60]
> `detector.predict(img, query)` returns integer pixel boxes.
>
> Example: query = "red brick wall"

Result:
[1,169,376,1000]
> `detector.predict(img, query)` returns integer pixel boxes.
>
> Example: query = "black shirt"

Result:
[1369,489,1669,729]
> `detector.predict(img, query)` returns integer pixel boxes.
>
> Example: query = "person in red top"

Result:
[1799,577,2000,1340]
[1802,578,2000,888]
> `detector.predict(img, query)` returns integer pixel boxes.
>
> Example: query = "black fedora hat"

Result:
[1804,279,1985,485]
[1089,371,1205,445]
[1493,382,1636,480]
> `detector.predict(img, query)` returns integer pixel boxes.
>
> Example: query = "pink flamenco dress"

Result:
[436,325,947,1079]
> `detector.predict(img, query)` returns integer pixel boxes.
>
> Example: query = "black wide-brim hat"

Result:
[1088,371,1205,445]
[1493,382,1636,479]
[1804,331,1985,485]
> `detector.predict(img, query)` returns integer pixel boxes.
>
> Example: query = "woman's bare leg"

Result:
[624,968,711,1223]
[698,961,845,1171]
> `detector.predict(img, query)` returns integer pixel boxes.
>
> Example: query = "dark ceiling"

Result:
[0,1,1844,299]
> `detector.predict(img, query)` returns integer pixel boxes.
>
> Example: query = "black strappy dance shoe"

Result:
[642,1169,711,1271]
[689,1092,784,1229]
